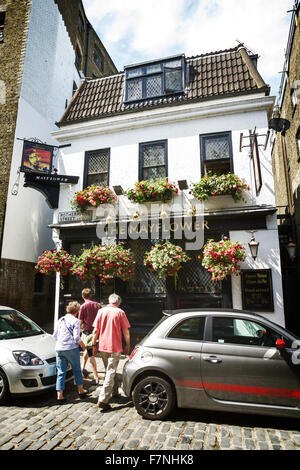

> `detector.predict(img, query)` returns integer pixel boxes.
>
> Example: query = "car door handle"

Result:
[202,355,222,364]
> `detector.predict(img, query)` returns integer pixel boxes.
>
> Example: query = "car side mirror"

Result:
[276,339,286,350]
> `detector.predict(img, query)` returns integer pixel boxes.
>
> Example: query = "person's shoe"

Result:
[82,369,89,378]
[78,390,88,399]
[97,401,111,411]
[91,378,99,385]
[56,398,66,405]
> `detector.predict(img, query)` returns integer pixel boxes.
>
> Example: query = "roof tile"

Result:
[58,46,269,126]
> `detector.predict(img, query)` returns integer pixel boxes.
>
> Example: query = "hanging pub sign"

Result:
[17,137,78,209]
[241,269,274,312]
[21,140,54,174]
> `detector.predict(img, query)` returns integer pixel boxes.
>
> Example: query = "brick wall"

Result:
[0,0,31,243]
[54,0,117,78]
[271,8,300,257]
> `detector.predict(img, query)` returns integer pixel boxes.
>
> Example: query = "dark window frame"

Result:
[83,148,110,189]
[75,46,82,71]
[139,139,168,181]
[0,11,5,42]
[124,55,185,104]
[93,45,103,71]
[78,11,85,34]
[297,126,300,162]
[200,131,234,176]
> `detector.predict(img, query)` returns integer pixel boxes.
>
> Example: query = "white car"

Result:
[0,306,71,404]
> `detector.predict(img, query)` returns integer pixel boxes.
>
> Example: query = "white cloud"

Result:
[82,0,294,94]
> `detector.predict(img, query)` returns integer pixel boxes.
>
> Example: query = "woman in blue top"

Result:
[53,301,88,403]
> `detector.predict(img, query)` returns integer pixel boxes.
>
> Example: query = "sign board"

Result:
[21,140,54,174]
[241,269,274,312]
[24,172,79,185]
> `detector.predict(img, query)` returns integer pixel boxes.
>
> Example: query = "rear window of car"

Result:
[168,316,205,341]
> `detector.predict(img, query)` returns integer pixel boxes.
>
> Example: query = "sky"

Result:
[82,0,295,97]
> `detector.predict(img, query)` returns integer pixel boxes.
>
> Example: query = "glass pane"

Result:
[88,150,109,174]
[165,59,182,68]
[87,172,108,187]
[165,69,182,91]
[168,317,205,340]
[212,317,284,346]
[204,135,230,160]
[143,166,166,180]
[145,75,162,98]
[126,239,166,294]
[146,64,162,74]
[127,78,143,101]
[143,144,165,167]
[176,249,222,294]
[127,68,143,78]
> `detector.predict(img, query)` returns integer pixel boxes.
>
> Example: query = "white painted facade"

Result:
[52,89,285,326]
[2,0,80,262]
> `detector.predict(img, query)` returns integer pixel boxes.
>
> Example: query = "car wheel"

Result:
[0,369,10,405]
[132,376,175,420]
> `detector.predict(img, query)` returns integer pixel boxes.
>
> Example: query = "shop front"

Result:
[55,207,273,343]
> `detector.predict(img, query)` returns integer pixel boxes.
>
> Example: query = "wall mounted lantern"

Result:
[248,232,259,260]
[286,238,297,261]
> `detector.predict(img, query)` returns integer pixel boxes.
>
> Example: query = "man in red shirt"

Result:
[92,293,130,410]
[79,288,101,384]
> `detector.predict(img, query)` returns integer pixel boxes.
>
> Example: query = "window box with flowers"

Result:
[144,241,190,281]
[124,178,178,204]
[70,243,135,285]
[202,237,246,281]
[191,172,250,202]
[71,184,117,213]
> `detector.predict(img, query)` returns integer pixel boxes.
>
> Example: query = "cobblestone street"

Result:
[0,356,299,453]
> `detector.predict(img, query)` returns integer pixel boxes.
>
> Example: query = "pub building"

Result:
[50,45,285,341]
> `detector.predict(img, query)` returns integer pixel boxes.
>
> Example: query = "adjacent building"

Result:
[51,44,285,340]
[271,1,300,335]
[0,0,117,325]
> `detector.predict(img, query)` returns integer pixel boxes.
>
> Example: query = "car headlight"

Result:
[13,351,44,366]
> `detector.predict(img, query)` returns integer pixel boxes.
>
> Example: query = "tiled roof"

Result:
[58,45,269,126]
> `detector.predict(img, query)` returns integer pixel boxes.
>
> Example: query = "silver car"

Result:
[0,306,70,403]
[123,309,300,420]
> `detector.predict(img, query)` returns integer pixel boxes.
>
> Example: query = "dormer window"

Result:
[124,54,186,103]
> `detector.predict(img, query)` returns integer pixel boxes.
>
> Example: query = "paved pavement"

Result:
[0,356,299,452]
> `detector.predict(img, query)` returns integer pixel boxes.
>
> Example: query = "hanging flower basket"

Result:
[35,249,74,277]
[191,172,250,202]
[202,238,246,281]
[71,184,117,212]
[144,241,190,280]
[124,178,178,204]
[71,243,135,284]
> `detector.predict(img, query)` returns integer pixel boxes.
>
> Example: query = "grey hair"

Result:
[108,293,122,305]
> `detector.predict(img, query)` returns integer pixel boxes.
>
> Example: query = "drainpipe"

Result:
[281,131,294,217]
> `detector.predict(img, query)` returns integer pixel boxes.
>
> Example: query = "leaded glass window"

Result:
[85,148,110,187]
[124,55,185,103]
[139,141,167,181]
[200,132,233,175]
[126,239,166,294]
[127,78,143,101]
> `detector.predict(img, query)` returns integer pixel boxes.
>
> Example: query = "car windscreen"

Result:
[0,310,43,340]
